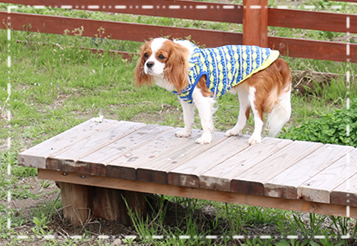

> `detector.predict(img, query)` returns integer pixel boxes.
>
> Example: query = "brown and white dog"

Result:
[134,38,292,145]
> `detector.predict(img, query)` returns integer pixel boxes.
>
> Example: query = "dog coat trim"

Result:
[173,41,280,104]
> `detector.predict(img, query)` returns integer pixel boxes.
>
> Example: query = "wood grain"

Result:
[331,172,357,207]
[59,124,169,178]
[0,12,243,48]
[243,0,268,47]
[39,169,357,219]
[199,137,291,192]
[4,0,356,34]
[264,144,354,199]
[138,132,227,184]
[20,120,357,210]
[1,11,356,62]
[79,124,174,166]
[268,8,357,34]
[231,141,323,196]
[0,0,243,24]
[49,121,146,167]
[298,149,357,204]
[18,119,117,169]
[269,36,357,63]
[57,182,147,226]
[168,135,249,188]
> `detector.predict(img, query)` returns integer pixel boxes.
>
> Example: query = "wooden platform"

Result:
[18,118,357,220]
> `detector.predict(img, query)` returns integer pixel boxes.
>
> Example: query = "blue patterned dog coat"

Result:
[173,41,280,104]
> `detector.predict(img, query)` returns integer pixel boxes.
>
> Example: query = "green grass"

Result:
[1,1,357,245]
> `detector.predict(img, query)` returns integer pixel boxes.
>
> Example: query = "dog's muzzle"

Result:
[144,61,155,74]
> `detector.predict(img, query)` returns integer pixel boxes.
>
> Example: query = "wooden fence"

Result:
[0,0,356,63]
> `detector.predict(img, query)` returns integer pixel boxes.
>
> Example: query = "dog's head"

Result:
[134,38,190,92]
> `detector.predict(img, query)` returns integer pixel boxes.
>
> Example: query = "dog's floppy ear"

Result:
[134,41,153,87]
[164,41,189,92]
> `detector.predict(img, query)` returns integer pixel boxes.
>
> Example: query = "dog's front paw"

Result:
[195,134,212,145]
[248,135,261,145]
[175,129,192,138]
[225,129,240,137]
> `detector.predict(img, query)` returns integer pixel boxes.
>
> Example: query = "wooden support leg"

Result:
[57,182,147,226]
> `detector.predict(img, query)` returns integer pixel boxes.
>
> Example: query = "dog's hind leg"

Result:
[266,85,291,137]
[246,86,265,145]
[266,60,292,137]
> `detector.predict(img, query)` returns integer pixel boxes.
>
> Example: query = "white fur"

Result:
[190,88,216,144]
[223,86,263,145]
[175,88,217,144]
[247,87,264,145]
[267,85,292,137]
[225,84,249,137]
[175,100,195,138]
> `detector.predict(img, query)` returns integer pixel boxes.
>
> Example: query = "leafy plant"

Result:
[280,98,357,147]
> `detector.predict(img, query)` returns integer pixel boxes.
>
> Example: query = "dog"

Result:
[134,38,292,145]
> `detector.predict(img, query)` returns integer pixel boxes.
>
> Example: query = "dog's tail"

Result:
[266,59,292,137]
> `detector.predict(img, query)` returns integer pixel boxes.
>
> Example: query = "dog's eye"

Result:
[158,54,165,60]
[144,53,149,59]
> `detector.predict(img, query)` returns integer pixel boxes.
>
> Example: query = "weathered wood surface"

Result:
[19,119,357,209]
[57,182,147,225]
[39,169,357,219]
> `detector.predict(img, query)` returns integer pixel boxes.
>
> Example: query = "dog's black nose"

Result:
[146,61,154,69]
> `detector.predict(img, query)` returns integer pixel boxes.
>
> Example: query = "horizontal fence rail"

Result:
[268,8,356,34]
[0,0,356,63]
[2,0,356,34]
[0,12,244,47]
[0,0,244,23]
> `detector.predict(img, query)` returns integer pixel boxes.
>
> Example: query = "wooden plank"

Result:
[331,172,357,207]
[231,141,323,196]
[48,123,153,172]
[167,136,250,188]
[6,0,357,34]
[298,149,357,204]
[269,8,357,34]
[79,125,176,180]
[137,132,227,184]
[264,144,354,199]
[106,128,202,182]
[269,36,357,63]
[78,124,174,164]
[18,118,118,169]
[0,0,243,24]
[2,11,356,62]
[0,12,243,48]
[243,0,268,47]
[199,137,292,192]
[38,169,357,219]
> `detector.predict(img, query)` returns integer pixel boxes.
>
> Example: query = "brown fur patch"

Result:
[161,40,190,92]
[196,75,212,98]
[235,59,292,121]
[134,40,154,87]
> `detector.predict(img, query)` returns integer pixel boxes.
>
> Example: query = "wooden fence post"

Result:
[243,0,268,47]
